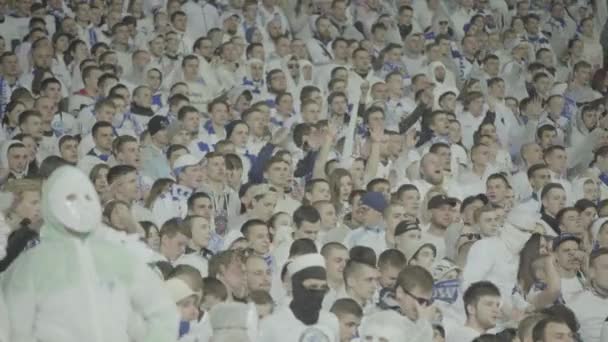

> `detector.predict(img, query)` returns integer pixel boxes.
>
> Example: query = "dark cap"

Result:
[427,195,457,210]
[361,191,388,213]
[552,233,581,251]
[148,115,170,136]
[394,221,421,237]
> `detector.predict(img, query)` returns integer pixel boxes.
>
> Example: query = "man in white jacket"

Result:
[1,166,178,342]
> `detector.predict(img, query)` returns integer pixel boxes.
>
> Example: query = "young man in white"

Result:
[447,281,501,342]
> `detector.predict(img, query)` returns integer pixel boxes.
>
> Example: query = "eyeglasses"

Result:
[459,233,481,241]
[287,64,299,69]
[439,21,448,25]
[401,287,433,306]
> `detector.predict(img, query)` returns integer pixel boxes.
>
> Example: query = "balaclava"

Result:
[288,253,328,325]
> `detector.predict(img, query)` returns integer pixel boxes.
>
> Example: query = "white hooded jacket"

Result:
[1,166,179,342]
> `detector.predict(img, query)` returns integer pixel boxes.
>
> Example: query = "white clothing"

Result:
[446,325,481,342]
[258,306,340,342]
[561,276,585,303]
[273,194,301,216]
[421,231,446,260]
[462,236,519,302]
[343,227,387,257]
[175,253,209,278]
[568,290,608,342]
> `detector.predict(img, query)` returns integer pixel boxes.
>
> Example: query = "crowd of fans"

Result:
[0,0,608,341]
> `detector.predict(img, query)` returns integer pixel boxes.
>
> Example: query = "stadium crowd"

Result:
[1,0,608,341]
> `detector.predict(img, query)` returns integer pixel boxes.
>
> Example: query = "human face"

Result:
[477,210,500,237]
[448,121,461,144]
[94,168,109,196]
[295,220,321,241]
[555,240,580,272]
[117,141,141,168]
[182,59,200,80]
[337,313,361,342]
[252,193,277,222]
[115,172,139,202]
[190,217,211,248]
[582,109,598,130]
[325,248,348,283]
[96,105,116,123]
[60,139,78,164]
[15,190,41,224]
[206,156,226,182]
[301,103,320,124]
[146,70,162,90]
[421,154,443,185]
[7,146,28,173]
[542,322,574,342]
[210,103,229,126]
[182,111,200,134]
[22,116,43,139]
[222,258,247,298]
[190,197,214,219]
[591,254,608,290]
[246,225,270,256]
[265,161,289,188]
[245,110,265,137]
[379,265,401,289]
[350,264,379,302]
[308,182,331,203]
[580,207,597,230]
[530,168,551,192]
[246,257,271,292]
[430,205,452,229]
[542,189,566,217]
[396,229,421,252]
[395,285,432,321]
[94,127,114,152]
[560,210,580,233]
[350,160,365,187]
[269,71,287,92]
[318,203,337,229]
[146,225,160,251]
[469,295,501,330]
[411,246,435,271]
[179,164,204,189]
[336,175,353,202]
[486,179,507,205]
[161,232,188,261]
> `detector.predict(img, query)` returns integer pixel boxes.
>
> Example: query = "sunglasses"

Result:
[287,64,299,69]
[401,287,433,306]
[440,21,448,25]
[459,233,481,241]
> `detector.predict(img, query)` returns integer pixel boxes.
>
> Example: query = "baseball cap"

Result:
[173,154,200,172]
[148,115,170,136]
[394,221,421,237]
[427,195,457,210]
[361,191,388,213]
[552,233,581,251]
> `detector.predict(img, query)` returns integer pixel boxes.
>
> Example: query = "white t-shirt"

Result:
[568,290,608,342]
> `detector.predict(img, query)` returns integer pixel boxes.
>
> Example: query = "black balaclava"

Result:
[290,266,327,325]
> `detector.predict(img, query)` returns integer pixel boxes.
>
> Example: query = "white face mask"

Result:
[47,166,102,233]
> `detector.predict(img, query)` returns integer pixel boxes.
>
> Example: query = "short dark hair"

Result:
[532,316,570,342]
[378,249,406,270]
[463,281,501,317]
[330,298,363,318]
[241,218,267,237]
[107,164,137,185]
[396,265,433,292]
[293,205,321,228]
[91,121,113,138]
[202,276,228,300]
